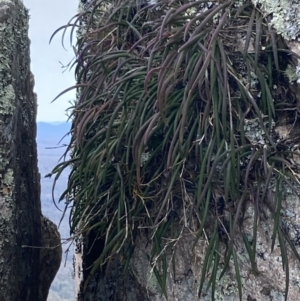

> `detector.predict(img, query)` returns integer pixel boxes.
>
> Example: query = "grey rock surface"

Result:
[0,1,62,300]
[40,215,62,301]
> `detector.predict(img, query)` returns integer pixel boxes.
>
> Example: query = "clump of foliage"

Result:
[51,0,300,299]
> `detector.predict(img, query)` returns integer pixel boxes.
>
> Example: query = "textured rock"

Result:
[40,215,62,301]
[75,235,151,301]
[130,209,300,301]
[0,0,42,300]
[0,1,61,300]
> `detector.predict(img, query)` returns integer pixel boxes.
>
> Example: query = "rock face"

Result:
[75,238,150,301]
[0,1,61,300]
[77,211,300,301]
[40,216,62,301]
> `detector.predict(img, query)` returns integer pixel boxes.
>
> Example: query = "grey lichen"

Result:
[0,84,15,115]
[3,168,14,187]
[270,289,285,301]
[244,117,275,145]
[284,64,300,83]
[252,0,300,41]
[297,66,300,83]
[202,268,239,301]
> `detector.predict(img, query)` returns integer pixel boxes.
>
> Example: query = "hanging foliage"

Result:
[50,0,300,299]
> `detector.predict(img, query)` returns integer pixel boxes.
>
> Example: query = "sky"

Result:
[23,0,78,122]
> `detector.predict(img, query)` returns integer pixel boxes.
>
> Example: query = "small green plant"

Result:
[50,0,300,299]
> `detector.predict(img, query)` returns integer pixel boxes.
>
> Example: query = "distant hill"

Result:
[37,122,71,144]
[37,121,74,301]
